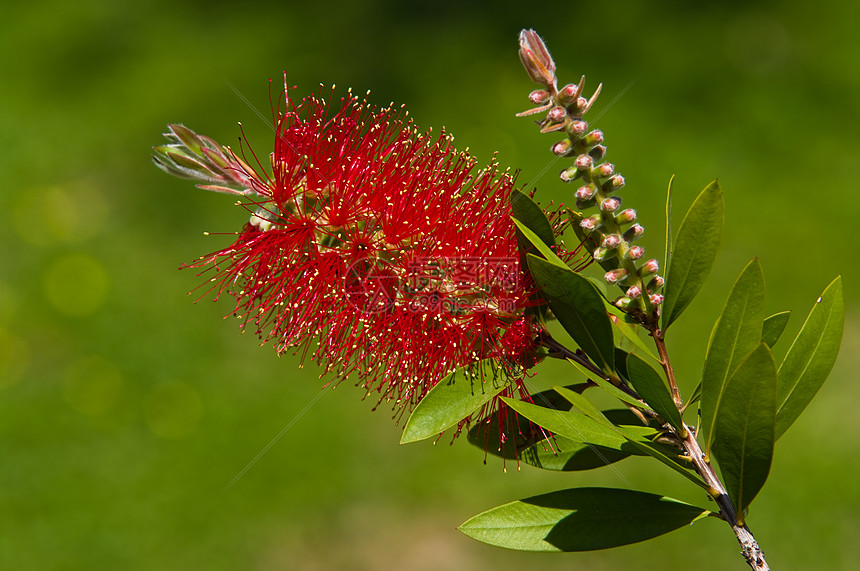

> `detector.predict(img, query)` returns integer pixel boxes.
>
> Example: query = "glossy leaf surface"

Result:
[527,254,615,373]
[713,343,777,520]
[459,487,710,551]
[700,258,765,456]
[776,277,844,439]
[661,180,724,329]
[401,360,508,443]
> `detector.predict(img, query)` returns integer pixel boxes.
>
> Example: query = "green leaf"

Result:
[661,180,724,329]
[467,404,647,471]
[622,439,708,489]
[553,385,613,427]
[502,397,657,453]
[527,254,615,373]
[775,277,844,439]
[511,188,555,247]
[713,343,777,520]
[566,357,649,411]
[700,258,766,456]
[626,353,684,431]
[512,219,567,269]
[762,311,791,348]
[608,305,660,360]
[459,487,711,551]
[400,360,508,443]
[664,175,675,279]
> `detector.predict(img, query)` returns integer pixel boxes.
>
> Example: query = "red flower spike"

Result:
[164,83,569,433]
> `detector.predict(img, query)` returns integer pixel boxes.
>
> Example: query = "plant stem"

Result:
[649,325,771,571]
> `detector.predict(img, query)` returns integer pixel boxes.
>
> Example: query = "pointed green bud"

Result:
[552,139,573,156]
[560,165,581,182]
[593,163,615,178]
[519,29,557,88]
[639,259,659,277]
[600,197,621,212]
[601,234,622,249]
[605,268,628,284]
[584,130,604,146]
[529,89,551,105]
[615,296,634,310]
[626,246,645,260]
[575,184,597,201]
[616,209,637,224]
[557,83,579,105]
[588,145,607,161]
[580,215,601,233]
[568,120,588,136]
[574,154,593,171]
[547,106,566,122]
[626,285,643,299]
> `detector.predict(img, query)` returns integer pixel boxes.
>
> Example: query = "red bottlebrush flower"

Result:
[154,81,567,427]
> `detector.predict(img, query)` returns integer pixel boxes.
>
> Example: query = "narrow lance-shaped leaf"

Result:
[468,397,648,471]
[527,254,615,373]
[459,487,711,552]
[626,353,684,432]
[401,360,508,443]
[661,180,724,329]
[511,188,556,247]
[713,342,777,522]
[700,258,766,457]
[663,174,675,280]
[762,311,791,348]
[776,276,844,439]
[500,397,648,450]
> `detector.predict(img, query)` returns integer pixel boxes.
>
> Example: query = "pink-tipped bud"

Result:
[600,197,621,212]
[580,215,600,233]
[639,259,659,276]
[589,145,607,161]
[552,139,572,156]
[568,120,588,136]
[608,174,625,190]
[648,275,665,290]
[557,83,578,105]
[547,106,566,122]
[519,29,557,87]
[626,285,643,299]
[574,96,589,112]
[574,154,593,170]
[616,209,637,224]
[649,294,664,306]
[593,163,615,178]
[560,165,581,182]
[529,89,551,105]
[623,223,644,241]
[627,245,645,260]
[593,246,615,261]
[584,130,604,146]
[576,184,597,200]
[605,268,628,284]
[602,234,621,249]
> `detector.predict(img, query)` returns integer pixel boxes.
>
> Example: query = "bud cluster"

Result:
[518,29,663,316]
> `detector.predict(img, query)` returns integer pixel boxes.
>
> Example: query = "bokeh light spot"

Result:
[43,253,110,316]
[14,182,109,247]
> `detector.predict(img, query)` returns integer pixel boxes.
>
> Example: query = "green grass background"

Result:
[2,1,858,569]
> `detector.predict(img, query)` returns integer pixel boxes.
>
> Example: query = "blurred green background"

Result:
[2,0,858,569]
